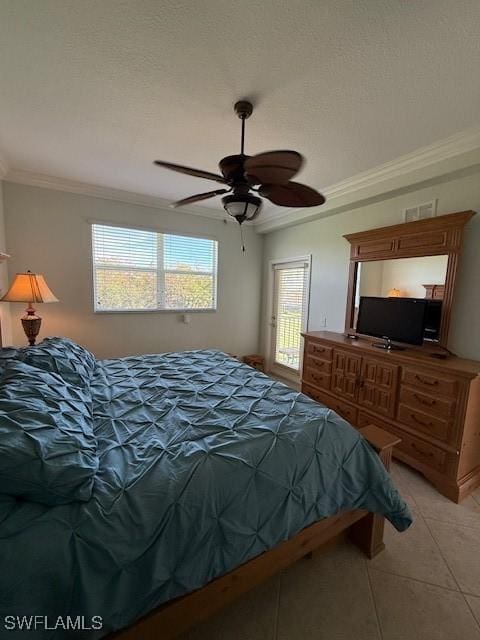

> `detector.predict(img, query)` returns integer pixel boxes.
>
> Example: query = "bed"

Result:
[0,338,411,639]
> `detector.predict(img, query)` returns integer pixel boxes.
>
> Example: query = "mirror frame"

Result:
[343,210,475,348]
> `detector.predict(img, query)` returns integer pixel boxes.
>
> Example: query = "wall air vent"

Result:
[403,199,437,223]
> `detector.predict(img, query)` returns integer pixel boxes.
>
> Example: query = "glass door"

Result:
[270,258,310,377]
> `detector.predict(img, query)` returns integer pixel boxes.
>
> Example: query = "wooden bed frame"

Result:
[111,425,400,640]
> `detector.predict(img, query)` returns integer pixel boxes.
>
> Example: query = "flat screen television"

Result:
[357,296,428,346]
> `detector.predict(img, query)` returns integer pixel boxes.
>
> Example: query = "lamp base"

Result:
[21,305,42,346]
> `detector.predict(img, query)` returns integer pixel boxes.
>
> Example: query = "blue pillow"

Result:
[0,360,98,505]
[22,337,96,390]
[0,346,24,375]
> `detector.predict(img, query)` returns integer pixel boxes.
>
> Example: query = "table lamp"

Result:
[1,271,59,345]
[387,288,402,297]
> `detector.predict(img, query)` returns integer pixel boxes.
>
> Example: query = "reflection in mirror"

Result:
[354,255,448,342]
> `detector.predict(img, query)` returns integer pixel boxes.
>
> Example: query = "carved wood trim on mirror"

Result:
[343,210,475,349]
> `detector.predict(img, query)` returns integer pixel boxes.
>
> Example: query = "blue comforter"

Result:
[0,349,411,638]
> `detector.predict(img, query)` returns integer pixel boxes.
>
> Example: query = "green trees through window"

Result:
[92,224,217,311]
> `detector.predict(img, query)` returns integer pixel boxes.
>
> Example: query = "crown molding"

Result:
[3,126,480,233]
[255,126,480,233]
[4,169,235,223]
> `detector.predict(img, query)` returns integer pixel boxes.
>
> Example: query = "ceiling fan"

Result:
[153,101,326,225]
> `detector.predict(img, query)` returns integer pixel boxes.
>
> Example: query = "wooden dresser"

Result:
[301,331,480,502]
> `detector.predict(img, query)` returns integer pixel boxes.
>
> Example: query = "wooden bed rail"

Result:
[110,425,400,640]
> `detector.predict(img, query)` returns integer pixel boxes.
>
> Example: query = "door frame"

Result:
[265,254,312,381]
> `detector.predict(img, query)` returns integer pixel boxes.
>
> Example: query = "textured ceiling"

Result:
[0,0,479,215]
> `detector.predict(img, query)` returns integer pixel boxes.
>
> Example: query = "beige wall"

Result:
[262,168,480,360]
[3,167,480,361]
[357,262,383,298]
[0,182,12,346]
[359,255,448,299]
[3,183,263,359]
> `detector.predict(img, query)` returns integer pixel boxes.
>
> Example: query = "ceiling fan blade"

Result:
[170,189,230,208]
[154,160,228,184]
[244,150,303,185]
[260,182,325,207]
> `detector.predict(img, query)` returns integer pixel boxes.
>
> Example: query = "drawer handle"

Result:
[413,393,437,407]
[311,372,325,384]
[410,413,434,428]
[414,374,438,386]
[411,443,434,458]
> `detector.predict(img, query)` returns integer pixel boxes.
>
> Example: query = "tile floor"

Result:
[181,462,480,640]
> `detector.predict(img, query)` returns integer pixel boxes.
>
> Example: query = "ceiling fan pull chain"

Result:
[240,223,246,253]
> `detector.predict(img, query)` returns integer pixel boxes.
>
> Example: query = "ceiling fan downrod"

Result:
[234,100,253,156]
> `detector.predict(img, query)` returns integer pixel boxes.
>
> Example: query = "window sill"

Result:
[93,308,217,314]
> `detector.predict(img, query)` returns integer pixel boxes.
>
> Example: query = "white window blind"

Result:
[92,224,218,311]
[272,260,309,370]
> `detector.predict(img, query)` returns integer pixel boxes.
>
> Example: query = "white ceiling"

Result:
[0,0,479,217]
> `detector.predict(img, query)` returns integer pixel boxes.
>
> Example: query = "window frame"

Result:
[90,221,219,314]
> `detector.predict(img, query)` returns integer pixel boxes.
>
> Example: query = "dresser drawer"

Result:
[397,404,452,443]
[396,431,448,474]
[325,396,358,425]
[399,387,456,419]
[303,367,331,390]
[401,367,458,398]
[302,384,358,425]
[306,341,333,361]
[357,412,376,429]
[304,354,332,374]
[302,383,329,406]
[323,397,358,425]
[358,411,447,473]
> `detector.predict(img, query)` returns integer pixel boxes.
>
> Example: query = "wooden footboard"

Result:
[111,425,399,640]
[350,424,401,558]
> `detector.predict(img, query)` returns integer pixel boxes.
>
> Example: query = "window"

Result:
[92,224,218,311]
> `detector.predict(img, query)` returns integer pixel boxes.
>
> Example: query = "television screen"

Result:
[357,296,428,346]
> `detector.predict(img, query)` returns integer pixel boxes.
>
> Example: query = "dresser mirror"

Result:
[353,255,448,343]
[343,211,475,349]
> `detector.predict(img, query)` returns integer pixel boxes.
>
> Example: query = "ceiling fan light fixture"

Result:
[222,193,262,224]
